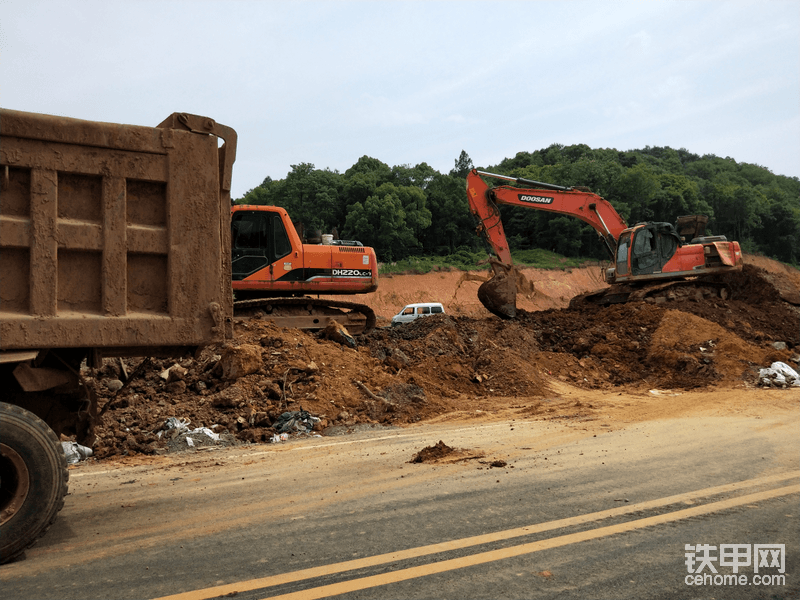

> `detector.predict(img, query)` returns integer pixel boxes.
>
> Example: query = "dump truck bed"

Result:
[0,109,234,355]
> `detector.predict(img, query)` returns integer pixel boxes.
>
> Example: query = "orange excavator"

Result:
[466,169,743,318]
[230,205,378,333]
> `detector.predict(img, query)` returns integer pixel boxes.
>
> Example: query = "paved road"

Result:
[2,410,798,600]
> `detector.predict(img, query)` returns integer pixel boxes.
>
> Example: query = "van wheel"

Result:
[0,402,68,564]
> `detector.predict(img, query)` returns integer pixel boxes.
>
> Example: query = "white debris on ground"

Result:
[62,442,93,464]
[158,416,239,452]
[758,361,800,387]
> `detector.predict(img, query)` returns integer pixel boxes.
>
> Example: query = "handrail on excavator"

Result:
[476,170,573,192]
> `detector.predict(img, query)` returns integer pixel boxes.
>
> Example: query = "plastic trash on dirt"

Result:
[158,417,229,452]
[273,410,320,434]
[269,411,322,442]
[159,418,221,440]
[61,441,93,464]
[158,416,191,438]
[164,424,236,452]
[189,427,221,441]
[758,361,800,387]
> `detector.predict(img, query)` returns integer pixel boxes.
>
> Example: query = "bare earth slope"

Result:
[86,255,799,459]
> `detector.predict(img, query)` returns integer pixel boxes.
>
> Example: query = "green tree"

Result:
[276,163,343,234]
[542,143,565,166]
[567,156,623,198]
[756,194,800,264]
[342,156,393,209]
[496,151,540,172]
[422,173,475,254]
[236,141,798,265]
[344,156,392,186]
[342,192,418,262]
[393,162,437,189]
[705,182,762,244]
[614,163,658,222]
[237,176,277,205]
[373,182,431,240]
[651,173,710,223]
[450,150,474,178]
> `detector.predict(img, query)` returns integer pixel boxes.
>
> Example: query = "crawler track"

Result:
[233,297,377,334]
[570,278,732,307]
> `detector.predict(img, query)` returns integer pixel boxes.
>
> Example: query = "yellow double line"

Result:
[156,471,799,600]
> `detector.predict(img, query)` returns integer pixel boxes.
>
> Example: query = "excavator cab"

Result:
[626,223,681,277]
[231,209,292,281]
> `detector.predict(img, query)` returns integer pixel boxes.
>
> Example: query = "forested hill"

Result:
[235,145,800,266]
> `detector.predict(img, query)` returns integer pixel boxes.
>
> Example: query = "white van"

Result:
[391,302,445,326]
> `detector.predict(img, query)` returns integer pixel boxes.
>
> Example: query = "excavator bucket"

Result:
[477,260,527,319]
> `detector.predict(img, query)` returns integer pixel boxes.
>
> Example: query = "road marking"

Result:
[264,484,799,600]
[154,471,798,600]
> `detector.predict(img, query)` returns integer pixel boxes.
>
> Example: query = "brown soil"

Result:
[409,441,458,463]
[84,256,799,459]
[408,441,504,466]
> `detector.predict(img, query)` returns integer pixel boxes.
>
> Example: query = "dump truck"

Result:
[0,109,236,563]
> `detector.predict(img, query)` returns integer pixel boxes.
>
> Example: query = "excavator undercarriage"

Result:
[233,298,377,335]
[569,277,732,308]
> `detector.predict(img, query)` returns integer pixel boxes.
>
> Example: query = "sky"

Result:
[2,1,798,199]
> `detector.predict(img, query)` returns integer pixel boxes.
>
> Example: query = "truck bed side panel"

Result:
[0,110,233,352]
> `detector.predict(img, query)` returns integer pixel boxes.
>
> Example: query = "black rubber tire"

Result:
[0,401,68,564]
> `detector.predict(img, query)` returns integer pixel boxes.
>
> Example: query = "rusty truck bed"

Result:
[0,109,235,355]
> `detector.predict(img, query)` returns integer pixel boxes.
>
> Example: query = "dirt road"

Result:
[2,385,797,599]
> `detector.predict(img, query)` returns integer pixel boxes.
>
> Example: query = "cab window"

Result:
[232,212,268,252]
[273,217,292,259]
[632,228,658,273]
[616,232,630,276]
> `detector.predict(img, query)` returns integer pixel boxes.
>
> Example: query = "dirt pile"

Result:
[85,261,798,459]
[410,441,458,463]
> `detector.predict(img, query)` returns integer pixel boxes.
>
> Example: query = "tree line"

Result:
[235,145,800,266]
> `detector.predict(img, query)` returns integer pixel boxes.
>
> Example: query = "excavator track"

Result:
[233,297,377,335]
[569,278,732,308]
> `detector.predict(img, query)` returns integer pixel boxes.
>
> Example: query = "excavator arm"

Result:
[466,169,627,260]
[465,169,629,318]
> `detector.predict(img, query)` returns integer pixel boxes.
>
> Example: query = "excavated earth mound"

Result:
[85,261,799,459]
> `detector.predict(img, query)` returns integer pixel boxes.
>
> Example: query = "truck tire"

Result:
[0,401,69,564]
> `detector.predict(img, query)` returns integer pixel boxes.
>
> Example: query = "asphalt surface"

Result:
[2,409,798,600]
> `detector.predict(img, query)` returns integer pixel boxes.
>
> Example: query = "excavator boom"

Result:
[467,170,627,260]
